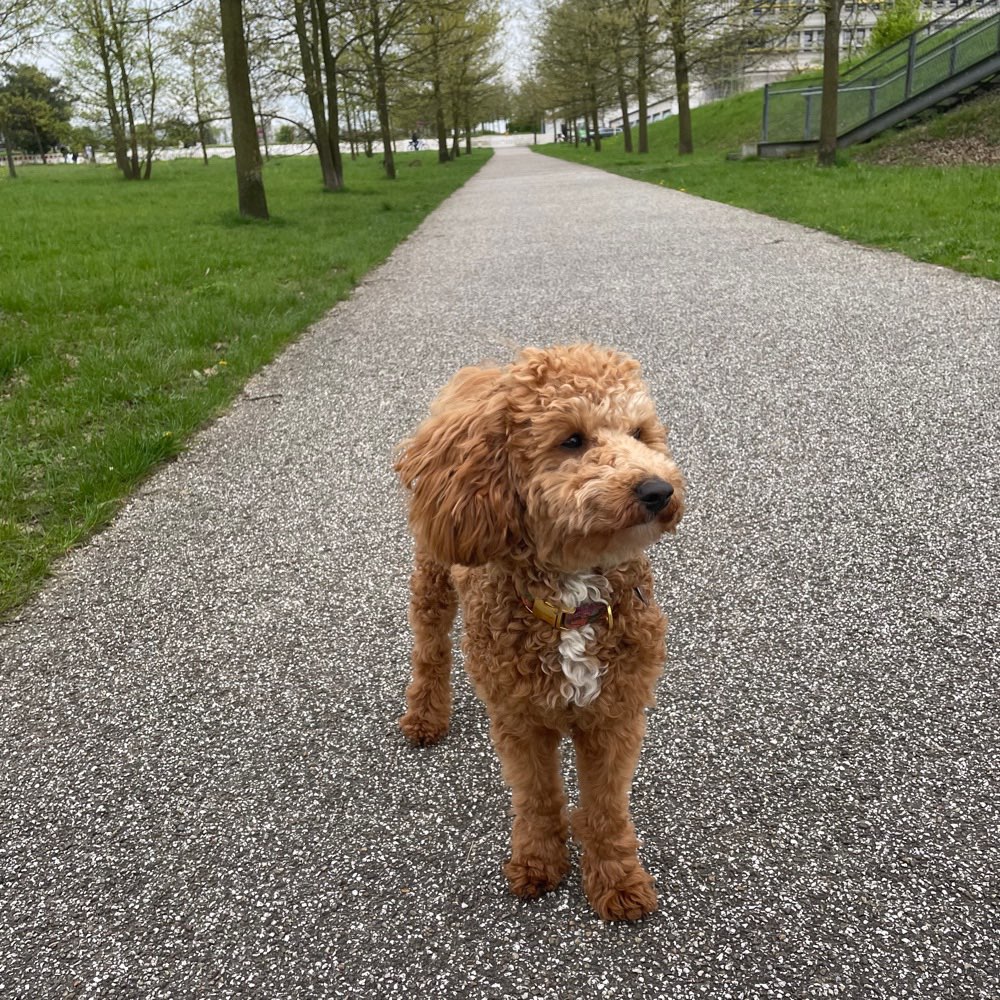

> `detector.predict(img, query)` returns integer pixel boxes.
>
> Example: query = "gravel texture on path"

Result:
[2,148,998,999]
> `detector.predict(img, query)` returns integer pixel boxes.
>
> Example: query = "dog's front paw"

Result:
[505,854,569,899]
[584,862,658,921]
[399,710,448,746]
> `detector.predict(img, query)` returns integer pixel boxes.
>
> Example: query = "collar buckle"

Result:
[529,597,566,629]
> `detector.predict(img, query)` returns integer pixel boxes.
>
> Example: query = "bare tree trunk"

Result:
[451,100,461,158]
[256,104,270,160]
[91,0,139,178]
[2,132,17,178]
[432,76,449,163]
[141,16,158,179]
[615,56,633,153]
[818,0,842,166]
[364,107,374,157]
[293,0,338,190]
[345,97,357,159]
[93,25,131,177]
[464,116,472,155]
[142,96,156,178]
[193,79,210,165]
[671,16,693,155]
[636,42,649,153]
[220,0,268,218]
[371,45,395,178]
[315,0,344,188]
[109,18,141,178]
[429,31,450,165]
[361,8,396,178]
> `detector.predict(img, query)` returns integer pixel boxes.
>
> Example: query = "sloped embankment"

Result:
[854,90,1000,165]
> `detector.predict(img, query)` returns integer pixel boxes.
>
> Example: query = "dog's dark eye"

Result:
[561,433,585,450]
[631,428,643,441]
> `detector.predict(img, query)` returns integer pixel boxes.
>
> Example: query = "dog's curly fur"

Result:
[395,344,686,921]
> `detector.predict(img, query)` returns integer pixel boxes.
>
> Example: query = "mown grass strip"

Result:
[0,150,490,615]
[537,90,1000,283]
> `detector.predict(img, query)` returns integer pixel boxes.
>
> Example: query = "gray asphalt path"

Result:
[2,148,998,999]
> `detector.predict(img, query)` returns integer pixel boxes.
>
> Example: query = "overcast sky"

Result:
[502,0,540,82]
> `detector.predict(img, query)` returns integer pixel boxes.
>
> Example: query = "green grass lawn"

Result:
[0,150,490,615]
[538,89,1000,283]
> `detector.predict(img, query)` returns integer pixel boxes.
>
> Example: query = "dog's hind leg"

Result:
[399,552,457,746]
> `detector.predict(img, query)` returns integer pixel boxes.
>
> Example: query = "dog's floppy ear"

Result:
[395,365,521,567]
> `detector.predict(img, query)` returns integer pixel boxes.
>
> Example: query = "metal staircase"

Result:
[758,0,1000,157]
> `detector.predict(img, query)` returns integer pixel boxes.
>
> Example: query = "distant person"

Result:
[409,132,420,151]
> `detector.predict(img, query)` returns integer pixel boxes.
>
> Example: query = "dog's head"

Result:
[395,344,686,572]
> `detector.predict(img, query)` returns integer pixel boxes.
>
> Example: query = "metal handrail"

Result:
[766,0,998,95]
[769,15,1000,98]
[761,0,1000,142]
[843,0,997,82]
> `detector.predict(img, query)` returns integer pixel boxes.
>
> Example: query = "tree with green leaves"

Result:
[166,0,227,166]
[289,0,348,189]
[337,45,380,158]
[1,2,43,175]
[241,0,294,161]
[407,2,455,163]
[351,0,413,179]
[60,0,167,180]
[604,5,637,153]
[694,2,800,99]
[619,0,661,154]
[443,0,503,158]
[0,64,72,176]
[0,0,41,66]
[535,0,618,152]
[865,0,929,54]
[659,0,807,155]
[405,0,501,162]
[508,75,548,141]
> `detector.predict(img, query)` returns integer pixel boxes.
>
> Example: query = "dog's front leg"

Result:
[572,716,658,921]
[399,554,457,746]
[489,717,569,899]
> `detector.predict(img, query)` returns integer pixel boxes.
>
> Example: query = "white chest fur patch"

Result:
[555,574,609,707]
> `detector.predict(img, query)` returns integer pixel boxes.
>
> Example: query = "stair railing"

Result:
[761,0,1000,144]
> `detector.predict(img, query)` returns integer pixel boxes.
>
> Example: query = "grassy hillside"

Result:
[855,90,1000,164]
[539,88,1000,283]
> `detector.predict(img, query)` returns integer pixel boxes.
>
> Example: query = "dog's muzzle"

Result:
[635,478,674,516]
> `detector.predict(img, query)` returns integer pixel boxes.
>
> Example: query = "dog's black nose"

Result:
[635,478,674,515]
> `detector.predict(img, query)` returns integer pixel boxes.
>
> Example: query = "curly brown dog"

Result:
[395,344,686,921]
